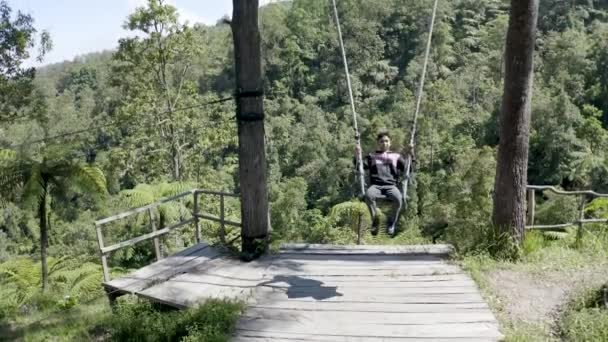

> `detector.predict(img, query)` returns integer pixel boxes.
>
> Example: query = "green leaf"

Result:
[72,164,108,195]
[543,230,570,240]
[120,188,156,208]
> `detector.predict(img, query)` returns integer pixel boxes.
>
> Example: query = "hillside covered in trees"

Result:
[1,0,608,340]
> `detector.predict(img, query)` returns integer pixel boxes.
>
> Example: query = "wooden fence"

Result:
[94,185,608,280]
[94,189,240,282]
[526,185,608,243]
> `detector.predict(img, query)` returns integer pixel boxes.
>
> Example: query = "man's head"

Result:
[376,131,391,152]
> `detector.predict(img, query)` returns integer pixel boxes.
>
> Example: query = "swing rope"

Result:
[402,0,439,206]
[331,0,439,203]
[331,0,365,197]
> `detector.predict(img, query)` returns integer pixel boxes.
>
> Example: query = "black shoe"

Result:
[387,224,396,238]
[370,216,380,236]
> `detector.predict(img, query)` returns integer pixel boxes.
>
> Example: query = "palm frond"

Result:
[48,255,73,275]
[0,269,36,304]
[0,269,33,290]
[0,168,23,204]
[158,202,185,223]
[47,260,103,300]
[71,164,108,195]
[0,257,104,304]
[120,188,156,209]
[542,230,570,240]
[120,182,194,218]
[67,263,103,300]
[0,150,25,204]
[0,258,40,289]
[21,163,44,209]
[159,181,196,197]
[133,183,157,197]
[0,149,17,165]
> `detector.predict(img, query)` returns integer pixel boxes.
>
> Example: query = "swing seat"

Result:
[358,179,408,202]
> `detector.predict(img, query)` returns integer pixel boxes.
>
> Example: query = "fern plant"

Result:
[0,147,107,291]
[0,258,41,304]
[119,181,194,226]
[0,257,103,314]
[116,181,195,259]
[542,230,570,240]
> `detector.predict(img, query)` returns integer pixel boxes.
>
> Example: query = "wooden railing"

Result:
[526,185,608,244]
[95,189,240,282]
[192,189,241,245]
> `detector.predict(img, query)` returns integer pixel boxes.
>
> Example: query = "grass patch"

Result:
[106,296,244,342]
[458,227,608,342]
[1,295,244,342]
[559,284,608,342]
[461,226,608,275]
[0,297,111,342]
[501,320,556,342]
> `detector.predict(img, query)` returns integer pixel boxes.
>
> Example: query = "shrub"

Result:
[106,297,244,342]
[560,284,608,342]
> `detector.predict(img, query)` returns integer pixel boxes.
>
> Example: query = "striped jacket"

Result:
[357,151,407,186]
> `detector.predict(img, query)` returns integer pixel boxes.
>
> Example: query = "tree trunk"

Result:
[39,179,49,291]
[492,0,539,244]
[171,142,180,181]
[169,123,181,181]
[231,0,269,259]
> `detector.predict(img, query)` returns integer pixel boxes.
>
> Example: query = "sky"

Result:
[9,0,274,67]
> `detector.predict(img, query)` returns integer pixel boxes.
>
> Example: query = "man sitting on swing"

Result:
[355,131,408,237]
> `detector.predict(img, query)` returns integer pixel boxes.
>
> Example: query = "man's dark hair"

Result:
[377,131,390,141]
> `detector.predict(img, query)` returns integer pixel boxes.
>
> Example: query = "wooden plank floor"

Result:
[103,243,504,341]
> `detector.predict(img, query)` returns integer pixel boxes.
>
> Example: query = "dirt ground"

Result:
[485,266,607,324]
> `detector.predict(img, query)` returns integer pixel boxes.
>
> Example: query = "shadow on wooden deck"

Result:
[102,243,504,341]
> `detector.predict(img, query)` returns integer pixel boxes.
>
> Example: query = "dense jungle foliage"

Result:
[1,0,608,340]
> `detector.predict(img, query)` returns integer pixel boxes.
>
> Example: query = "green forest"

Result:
[1,0,608,340]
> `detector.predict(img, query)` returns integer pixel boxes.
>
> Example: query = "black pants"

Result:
[364,185,403,226]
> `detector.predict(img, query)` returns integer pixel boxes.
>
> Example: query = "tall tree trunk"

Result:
[39,179,49,291]
[492,0,540,244]
[231,0,269,259]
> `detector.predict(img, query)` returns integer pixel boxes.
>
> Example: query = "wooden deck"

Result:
[103,243,504,341]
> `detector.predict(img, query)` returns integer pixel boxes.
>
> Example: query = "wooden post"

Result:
[231,0,269,260]
[95,223,110,282]
[105,288,119,308]
[193,191,201,244]
[357,212,363,245]
[526,189,535,226]
[220,193,226,244]
[575,197,586,248]
[149,208,161,261]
